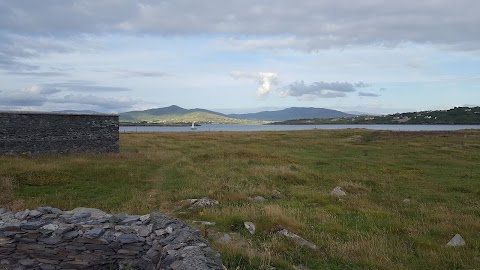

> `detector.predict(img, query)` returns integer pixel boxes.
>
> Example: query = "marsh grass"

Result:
[1,129,480,269]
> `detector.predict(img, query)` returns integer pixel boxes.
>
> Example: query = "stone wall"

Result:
[0,112,119,154]
[0,207,224,270]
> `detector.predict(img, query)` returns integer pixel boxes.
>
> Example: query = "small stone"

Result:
[165,226,173,234]
[1,259,10,265]
[277,229,317,250]
[37,207,62,215]
[109,213,126,223]
[83,227,104,238]
[40,235,63,245]
[54,224,75,234]
[155,229,167,236]
[41,224,59,231]
[248,196,267,202]
[192,221,216,226]
[140,214,150,223]
[28,210,42,218]
[63,230,80,240]
[218,234,231,244]
[446,234,466,247]
[15,209,30,220]
[0,208,7,215]
[117,233,142,244]
[146,248,161,264]
[403,199,411,203]
[119,215,141,225]
[139,224,153,237]
[244,222,256,234]
[330,186,347,196]
[21,220,47,230]
[18,258,36,266]
[188,197,219,209]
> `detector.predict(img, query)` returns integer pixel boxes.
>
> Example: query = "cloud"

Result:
[0,85,60,106]
[280,81,369,99]
[44,81,131,92]
[0,33,85,74]
[54,94,137,110]
[358,92,381,97]
[123,71,169,77]
[231,71,278,96]
[0,83,137,111]
[0,1,479,51]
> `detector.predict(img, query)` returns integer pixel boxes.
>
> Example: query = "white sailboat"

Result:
[191,121,197,130]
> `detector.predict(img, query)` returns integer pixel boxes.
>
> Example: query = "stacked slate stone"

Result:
[0,207,223,270]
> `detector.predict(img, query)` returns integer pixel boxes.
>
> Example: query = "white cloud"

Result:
[230,71,279,96]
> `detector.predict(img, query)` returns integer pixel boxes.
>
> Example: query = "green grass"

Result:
[1,129,480,269]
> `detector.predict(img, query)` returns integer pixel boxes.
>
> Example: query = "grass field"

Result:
[1,129,480,269]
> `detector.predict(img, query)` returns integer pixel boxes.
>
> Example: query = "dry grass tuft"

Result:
[0,176,25,210]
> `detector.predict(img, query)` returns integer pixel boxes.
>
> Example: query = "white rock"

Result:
[219,234,231,244]
[403,199,411,203]
[446,234,466,247]
[248,196,267,202]
[41,224,59,231]
[244,222,256,234]
[277,229,317,250]
[330,186,347,196]
[140,214,150,223]
[165,226,173,234]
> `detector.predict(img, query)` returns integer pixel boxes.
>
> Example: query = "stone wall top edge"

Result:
[0,110,118,117]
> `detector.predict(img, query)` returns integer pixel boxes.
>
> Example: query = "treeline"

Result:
[273,107,480,125]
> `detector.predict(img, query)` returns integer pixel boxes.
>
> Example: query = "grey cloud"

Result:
[55,94,137,110]
[0,1,479,51]
[44,81,131,92]
[7,71,69,77]
[0,84,137,111]
[358,92,381,97]
[0,86,60,106]
[124,71,169,77]
[354,82,370,88]
[0,34,81,74]
[280,81,369,99]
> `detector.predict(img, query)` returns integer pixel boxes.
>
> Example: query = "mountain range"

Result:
[119,105,353,123]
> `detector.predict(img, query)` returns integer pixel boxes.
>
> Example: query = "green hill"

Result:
[120,106,263,124]
[275,106,480,125]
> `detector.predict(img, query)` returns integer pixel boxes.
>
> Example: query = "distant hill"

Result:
[120,105,355,123]
[275,106,480,125]
[229,107,354,121]
[52,110,102,114]
[120,105,260,124]
[120,105,226,121]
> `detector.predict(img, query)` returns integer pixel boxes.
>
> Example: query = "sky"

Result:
[0,1,479,114]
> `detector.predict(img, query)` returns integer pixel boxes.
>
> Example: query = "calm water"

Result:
[120,124,480,132]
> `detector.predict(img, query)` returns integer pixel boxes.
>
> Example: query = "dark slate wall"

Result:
[0,112,119,154]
